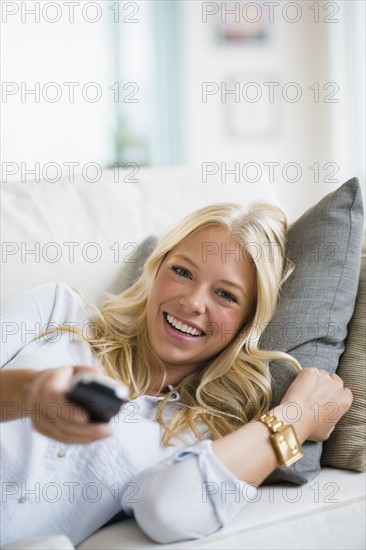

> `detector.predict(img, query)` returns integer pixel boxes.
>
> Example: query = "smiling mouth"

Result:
[163,312,205,337]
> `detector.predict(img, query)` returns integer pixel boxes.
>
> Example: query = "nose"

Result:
[179,286,206,315]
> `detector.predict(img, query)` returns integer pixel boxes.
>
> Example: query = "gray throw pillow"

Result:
[108,236,158,295]
[261,177,364,484]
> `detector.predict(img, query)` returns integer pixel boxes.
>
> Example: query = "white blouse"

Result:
[0,282,257,546]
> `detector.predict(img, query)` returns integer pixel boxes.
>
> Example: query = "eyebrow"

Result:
[173,254,247,295]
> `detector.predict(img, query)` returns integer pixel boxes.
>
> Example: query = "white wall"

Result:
[1,1,114,179]
[1,0,364,201]
[180,1,365,201]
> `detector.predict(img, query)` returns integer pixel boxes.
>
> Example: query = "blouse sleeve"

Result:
[0,282,88,368]
[121,439,258,544]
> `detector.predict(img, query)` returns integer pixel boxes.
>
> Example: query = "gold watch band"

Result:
[259,412,304,468]
[260,413,285,433]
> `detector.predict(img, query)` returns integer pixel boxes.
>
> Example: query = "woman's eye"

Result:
[217,290,237,303]
[171,265,191,279]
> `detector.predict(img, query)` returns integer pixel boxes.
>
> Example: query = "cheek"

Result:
[148,273,173,310]
[217,307,249,335]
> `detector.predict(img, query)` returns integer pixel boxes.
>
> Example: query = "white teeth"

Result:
[166,314,202,336]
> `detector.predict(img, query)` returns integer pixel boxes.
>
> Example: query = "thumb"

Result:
[72,365,103,377]
[46,365,75,393]
[47,364,99,394]
[62,365,103,392]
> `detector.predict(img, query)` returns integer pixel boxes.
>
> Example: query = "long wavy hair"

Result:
[48,202,301,445]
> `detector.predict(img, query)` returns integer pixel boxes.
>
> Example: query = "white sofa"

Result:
[1,167,365,550]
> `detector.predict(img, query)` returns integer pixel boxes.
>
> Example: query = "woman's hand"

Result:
[210,367,352,486]
[25,365,114,444]
[279,368,353,442]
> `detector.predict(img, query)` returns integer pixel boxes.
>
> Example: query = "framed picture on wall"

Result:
[215,1,270,43]
[224,75,280,139]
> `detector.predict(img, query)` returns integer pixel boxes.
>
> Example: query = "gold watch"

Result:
[259,413,304,467]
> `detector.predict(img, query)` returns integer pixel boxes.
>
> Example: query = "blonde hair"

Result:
[46,202,301,445]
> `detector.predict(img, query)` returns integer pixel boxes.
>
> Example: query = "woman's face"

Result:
[146,226,257,382]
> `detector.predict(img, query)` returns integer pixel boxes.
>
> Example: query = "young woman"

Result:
[0,202,352,547]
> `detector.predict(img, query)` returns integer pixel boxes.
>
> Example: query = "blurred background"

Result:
[1,0,365,187]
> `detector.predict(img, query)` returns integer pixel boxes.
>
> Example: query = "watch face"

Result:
[272,425,304,467]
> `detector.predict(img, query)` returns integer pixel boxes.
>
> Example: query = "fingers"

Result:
[69,404,89,424]
[45,365,74,393]
[342,386,353,410]
[330,372,343,384]
[46,365,101,394]
[283,367,353,442]
[318,370,344,385]
[55,419,114,444]
[35,402,114,444]
[36,421,114,444]
[29,365,114,444]
[72,365,104,377]
[345,386,353,400]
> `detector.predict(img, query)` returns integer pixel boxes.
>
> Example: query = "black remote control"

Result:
[66,373,130,423]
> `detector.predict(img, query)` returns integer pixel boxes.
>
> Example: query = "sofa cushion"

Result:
[1,536,74,549]
[321,236,366,472]
[261,177,364,484]
[77,469,366,549]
